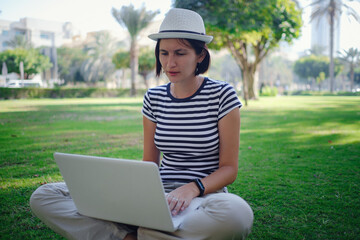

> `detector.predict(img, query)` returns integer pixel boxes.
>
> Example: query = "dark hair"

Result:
[155,38,211,77]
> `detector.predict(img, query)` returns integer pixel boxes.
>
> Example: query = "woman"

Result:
[139,8,253,240]
[30,8,253,240]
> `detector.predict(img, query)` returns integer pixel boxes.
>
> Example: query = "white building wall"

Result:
[0,17,74,51]
[0,20,14,51]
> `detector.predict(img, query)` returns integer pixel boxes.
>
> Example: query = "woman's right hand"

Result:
[166,182,200,216]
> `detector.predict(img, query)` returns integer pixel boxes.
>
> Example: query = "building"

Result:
[0,17,77,85]
[0,17,75,51]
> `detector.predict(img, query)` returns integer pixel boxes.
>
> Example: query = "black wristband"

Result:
[192,178,205,197]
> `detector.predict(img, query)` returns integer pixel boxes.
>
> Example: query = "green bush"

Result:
[260,86,278,96]
[290,90,360,96]
[0,87,147,99]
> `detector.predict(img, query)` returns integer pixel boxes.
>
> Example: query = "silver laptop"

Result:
[54,152,202,232]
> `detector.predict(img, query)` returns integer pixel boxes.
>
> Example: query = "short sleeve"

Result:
[142,91,157,123]
[218,84,242,120]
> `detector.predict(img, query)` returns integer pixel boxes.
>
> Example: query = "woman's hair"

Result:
[155,38,211,77]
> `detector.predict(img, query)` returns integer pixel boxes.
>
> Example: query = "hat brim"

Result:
[148,32,213,44]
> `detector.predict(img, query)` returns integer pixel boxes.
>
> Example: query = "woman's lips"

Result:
[168,71,179,76]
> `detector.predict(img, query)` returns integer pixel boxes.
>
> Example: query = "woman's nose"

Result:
[167,55,176,68]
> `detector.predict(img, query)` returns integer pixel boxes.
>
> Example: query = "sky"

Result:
[0,0,359,58]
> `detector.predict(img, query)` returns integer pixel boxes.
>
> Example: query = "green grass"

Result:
[0,96,359,239]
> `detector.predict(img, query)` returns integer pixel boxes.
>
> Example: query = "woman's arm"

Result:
[142,116,160,165]
[201,107,240,193]
[168,107,240,215]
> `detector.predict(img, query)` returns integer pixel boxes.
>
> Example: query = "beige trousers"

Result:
[30,182,253,240]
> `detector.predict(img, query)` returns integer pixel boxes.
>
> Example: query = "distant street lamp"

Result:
[2,62,8,77]
[20,61,24,87]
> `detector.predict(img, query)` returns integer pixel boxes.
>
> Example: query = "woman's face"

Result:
[159,39,204,84]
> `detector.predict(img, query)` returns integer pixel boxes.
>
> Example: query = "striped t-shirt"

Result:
[142,77,242,183]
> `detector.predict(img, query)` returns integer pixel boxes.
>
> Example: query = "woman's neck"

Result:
[170,76,203,99]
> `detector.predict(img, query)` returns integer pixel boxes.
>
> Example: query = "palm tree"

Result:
[5,35,33,49]
[81,31,118,84]
[310,0,360,92]
[112,5,158,96]
[338,47,360,91]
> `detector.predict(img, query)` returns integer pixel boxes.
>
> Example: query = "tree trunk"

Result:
[140,72,149,89]
[329,0,335,93]
[247,65,259,100]
[121,69,126,88]
[350,65,354,92]
[241,69,249,106]
[130,39,138,96]
[245,69,256,100]
[226,40,248,106]
[226,38,268,105]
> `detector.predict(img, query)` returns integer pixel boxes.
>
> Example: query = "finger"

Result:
[168,196,178,211]
[181,199,190,211]
[166,195,176,205]
[166,195,173,204]
[172,199,185,216]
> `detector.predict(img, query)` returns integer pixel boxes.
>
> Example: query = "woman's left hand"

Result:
[166,182,199,216]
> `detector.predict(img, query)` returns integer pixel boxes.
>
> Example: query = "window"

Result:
[40,32,51,40]
[2,30,9,36]
[15,30,25,36]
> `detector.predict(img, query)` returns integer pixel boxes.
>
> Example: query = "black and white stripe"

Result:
[142,78,242,183]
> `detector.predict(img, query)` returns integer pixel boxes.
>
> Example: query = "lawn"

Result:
[0,96,359,239]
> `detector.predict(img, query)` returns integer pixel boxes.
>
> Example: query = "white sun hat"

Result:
[148,8,213,44]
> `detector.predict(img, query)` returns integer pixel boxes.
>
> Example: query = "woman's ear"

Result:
[197,49,206,63]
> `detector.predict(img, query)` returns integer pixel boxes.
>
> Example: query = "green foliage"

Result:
[0,48,52,79]
[112,4,158,96]
[0,87,147,100]
[111,5,159,40]
[57,46,88,83]
[5,35,33,49]
[80,31,118,83]
[290,90,360,96]
[112,47,155,75]
[175,0,302,49]
[337,48,360,65]
[337,48,360,89]
[260,86,278,96]
[354,67,360,84]
[175,0,302,102]
[112,50,130,69]
[293,55,343,83]
[138,47,155,75]
[316,72,326,84]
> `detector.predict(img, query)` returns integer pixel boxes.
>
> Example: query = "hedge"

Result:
[289,90,360,96]
[260,86,278,96]
[0,87,147,100]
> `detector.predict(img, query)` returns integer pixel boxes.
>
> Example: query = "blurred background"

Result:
[0,0,359,99]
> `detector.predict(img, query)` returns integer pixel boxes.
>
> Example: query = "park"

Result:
[1,0,360,239]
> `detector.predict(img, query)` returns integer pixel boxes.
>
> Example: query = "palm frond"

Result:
[112,4,159,39]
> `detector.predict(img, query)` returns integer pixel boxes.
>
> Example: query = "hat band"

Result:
[159,30,205,36]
